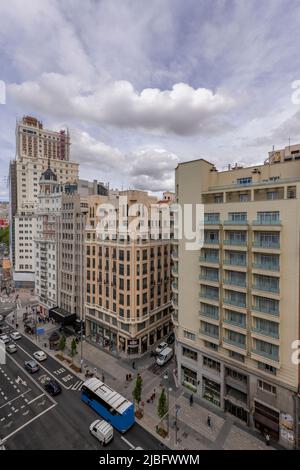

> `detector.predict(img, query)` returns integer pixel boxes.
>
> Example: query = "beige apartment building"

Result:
[9,115,78,286]
[84,190,173,357]
[173,145,300,449]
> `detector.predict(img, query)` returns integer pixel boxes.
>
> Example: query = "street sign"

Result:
[37,328,45,335]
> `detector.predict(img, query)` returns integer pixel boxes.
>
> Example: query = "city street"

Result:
[0,320,168,450]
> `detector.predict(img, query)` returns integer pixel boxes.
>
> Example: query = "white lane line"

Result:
[13,343,71,390]
[0,390,31,409]
[1,403,56,444]
[26,393,45,406]
[121,436,135,449]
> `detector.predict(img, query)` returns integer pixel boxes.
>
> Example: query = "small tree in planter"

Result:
[132,373,143,418]
[71,337,77,362]
[157,388,168,438]
[59,332,66,357]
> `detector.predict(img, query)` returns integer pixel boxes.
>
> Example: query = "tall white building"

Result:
[9,115,79,286]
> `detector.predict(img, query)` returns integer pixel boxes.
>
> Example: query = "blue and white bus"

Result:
[81,378,135,433]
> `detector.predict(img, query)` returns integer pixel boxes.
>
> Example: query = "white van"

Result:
[89,419,113,446]
[156,347,173,366]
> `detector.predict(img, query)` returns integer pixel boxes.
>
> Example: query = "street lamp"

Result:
[163,371,172,436]
[175,404,181,445]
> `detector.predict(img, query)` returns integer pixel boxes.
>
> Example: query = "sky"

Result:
[1,0,300,199]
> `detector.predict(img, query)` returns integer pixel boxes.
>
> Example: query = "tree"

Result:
[71,337,77,360]
[132,373,143,410]
[59,332,66,354]
[157,388,168,430]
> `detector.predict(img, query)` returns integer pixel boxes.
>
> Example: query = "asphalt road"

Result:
[0,321,168,451]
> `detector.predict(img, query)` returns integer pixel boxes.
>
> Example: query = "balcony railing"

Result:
[223,318,246,329]
[199,255,219,264]
[252,219,281,226]
[204,219,220,225]
[251,348,279,362]
[200,291,219,301]
[253,262,279,271]
[252,282,279,294]
[224,239,247,246]
[223,337,246,349]
[253,240,280,249]
[200,328,219,339]
[224,297,246,308]
[224,278,246,288]
[199,310,219,320]
[224,220,248,225]
[204,239,219,245]
[251,327,279,339]
[199,273,219,282]
[252,305,279,316]
[223,258,247,267]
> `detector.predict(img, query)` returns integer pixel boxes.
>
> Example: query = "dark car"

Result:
[45,379,62,396]
[167,332,175,345]
[24,360,40,373]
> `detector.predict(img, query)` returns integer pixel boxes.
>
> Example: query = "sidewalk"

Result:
[7,310,277,450]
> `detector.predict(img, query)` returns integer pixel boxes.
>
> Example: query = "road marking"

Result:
[1,403,56,444]
[26,393,45,406]
[121,436,135,449]
[0,389,31,410]
[71,380,83,391]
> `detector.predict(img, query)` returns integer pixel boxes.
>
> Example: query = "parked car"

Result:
[10,331,22,341]
[156,347,173,366]
[24,360,40,373]
[89,419,113,446]
[6,343,17,354]
[155,341,168,355]
[0,335,9,344]
[45,379,62,396]
[33,350,47,362]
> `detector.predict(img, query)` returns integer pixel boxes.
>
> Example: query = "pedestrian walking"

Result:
[265,433,270,446]
[207,415,211,428]
[189,393,193,406]
[132,361,136,369]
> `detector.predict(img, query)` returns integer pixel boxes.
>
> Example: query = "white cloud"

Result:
[9,74,236,136]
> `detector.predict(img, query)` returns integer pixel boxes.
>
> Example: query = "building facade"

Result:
[173,150,300,449]
[9,115,79,286]
[85,190,173,357]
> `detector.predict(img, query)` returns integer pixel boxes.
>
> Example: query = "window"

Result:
[204,213,220,223]
[228,212,247,222]
[237,177,252,185]
[258,379,276,395]
[203,356,220,372]
[204,341,218,351]
[258,362,277,375]
[229,351,245,362]
[184,330,196,341]
[182,347,198,361]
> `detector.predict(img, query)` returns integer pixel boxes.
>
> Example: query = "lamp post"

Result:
[175,404,181,445]
[164,371,172,436]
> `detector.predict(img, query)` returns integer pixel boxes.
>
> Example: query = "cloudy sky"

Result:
[1,0,300,199]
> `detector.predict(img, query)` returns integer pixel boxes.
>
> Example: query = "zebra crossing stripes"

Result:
[70,380,83,391]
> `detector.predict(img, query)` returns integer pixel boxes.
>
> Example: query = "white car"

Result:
[89,419,113,446]
[33,350,47,362]
[155,341,168,355]
[10,331,22,341]
[0,335,9,344]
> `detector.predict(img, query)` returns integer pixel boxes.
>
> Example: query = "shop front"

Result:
[202,376,221,408]
[127,339,139,355]
[181,365,198,393]
[253,401,279,441]
[89,321,117,354]
[141,335,148,353]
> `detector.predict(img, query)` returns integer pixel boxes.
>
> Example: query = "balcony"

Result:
[199,273,219,283]
[224,220,248,225]
[251,327,279,339]
[251,348,279,362]
[252,282,279,294]
[204,219,220,225]
[199,309,219,321]
[224,297,246,308]
[199,255,219,264]
[223,337,246,350]
[252,219,281,226]
[224,239,247,246]
[172,282,178,291]
[204,238,219,245]
[224,278,246,288]
[200,291,219,301]
[251,305,279,316]
[253,240,280,249]
[252,262,279,272]
[223,318,246,329]
[172,266,178,276]
[199,328,219,339]
[223,258,247,267]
